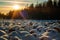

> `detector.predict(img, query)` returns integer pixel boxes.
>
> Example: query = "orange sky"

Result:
[0,5,25,15]
[0,0,49,14]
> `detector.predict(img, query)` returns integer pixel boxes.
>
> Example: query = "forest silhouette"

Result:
[0,0,60,20]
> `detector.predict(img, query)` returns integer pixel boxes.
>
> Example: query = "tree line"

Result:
[0,0,60,19]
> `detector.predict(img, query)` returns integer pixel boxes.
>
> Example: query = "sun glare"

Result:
[13,5,20,10]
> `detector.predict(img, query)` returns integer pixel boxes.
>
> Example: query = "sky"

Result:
[0,0,48,14]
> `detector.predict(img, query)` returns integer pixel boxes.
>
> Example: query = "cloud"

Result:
[0,0,30,2]
[0,1,29,4]
[0,0,48,6]
[0,0,32,6]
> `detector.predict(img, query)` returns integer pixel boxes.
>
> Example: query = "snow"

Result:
[0,20,60,40]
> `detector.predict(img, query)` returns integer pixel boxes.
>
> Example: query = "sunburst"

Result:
[13,5,20,10]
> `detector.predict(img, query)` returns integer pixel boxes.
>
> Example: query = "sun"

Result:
[13,5,20,10]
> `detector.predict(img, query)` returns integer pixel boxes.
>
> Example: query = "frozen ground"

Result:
[0,20,60,40]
